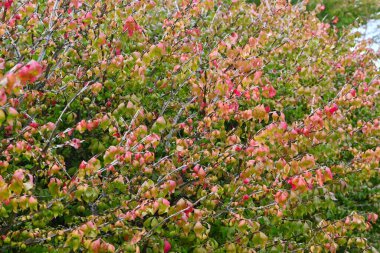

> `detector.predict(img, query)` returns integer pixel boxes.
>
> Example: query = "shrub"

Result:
[0,0,379,252]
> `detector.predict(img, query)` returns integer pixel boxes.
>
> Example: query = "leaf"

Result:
[252,232,268,248]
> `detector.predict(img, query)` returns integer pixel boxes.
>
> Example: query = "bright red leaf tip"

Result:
[3,0,13,9]
[326,103,338,115]
[329,104,338,114]
[233,89,242,97]
[79,161,87,169]
[29,122,39,129]
[164,240,171,253]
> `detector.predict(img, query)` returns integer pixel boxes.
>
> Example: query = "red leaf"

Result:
[164,240,171,253]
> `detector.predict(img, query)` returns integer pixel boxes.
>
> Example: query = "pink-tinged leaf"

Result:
[131,232,142,244]
[162,198,170,207]
[29,196,38,210]
[69,138,82,149]
[367,213,378,223]
[0,88,6,106]
[18,60,43,84]
[167,180,176,193]
[173,65,181,72]
[268,86,276,98]
[70,0,82,9]
[198,167,206,179]
[91,239,101,252]
[84,12,93,20]
[253,71,262,85]
[325,168,333,180]
[275,191,288,206]
[279,121,287,130]
[79,161,87,169]
[286,178,296,190]
[76,120,87,133]
[230,32,239,44]
[316,169,324,187]
[262,85,276,98]
[157,42,166,54]
[13,169,24,182]
[156,116,166,126]
[123,16,142,37]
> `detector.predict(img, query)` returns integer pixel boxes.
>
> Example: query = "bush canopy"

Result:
[0,0,379,252]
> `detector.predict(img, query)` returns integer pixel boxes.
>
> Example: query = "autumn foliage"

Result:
[0,0,379,252]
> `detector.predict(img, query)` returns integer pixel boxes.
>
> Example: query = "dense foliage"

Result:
[307,0,380,28]
[249,0,380,27]
[0,0,379,252]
